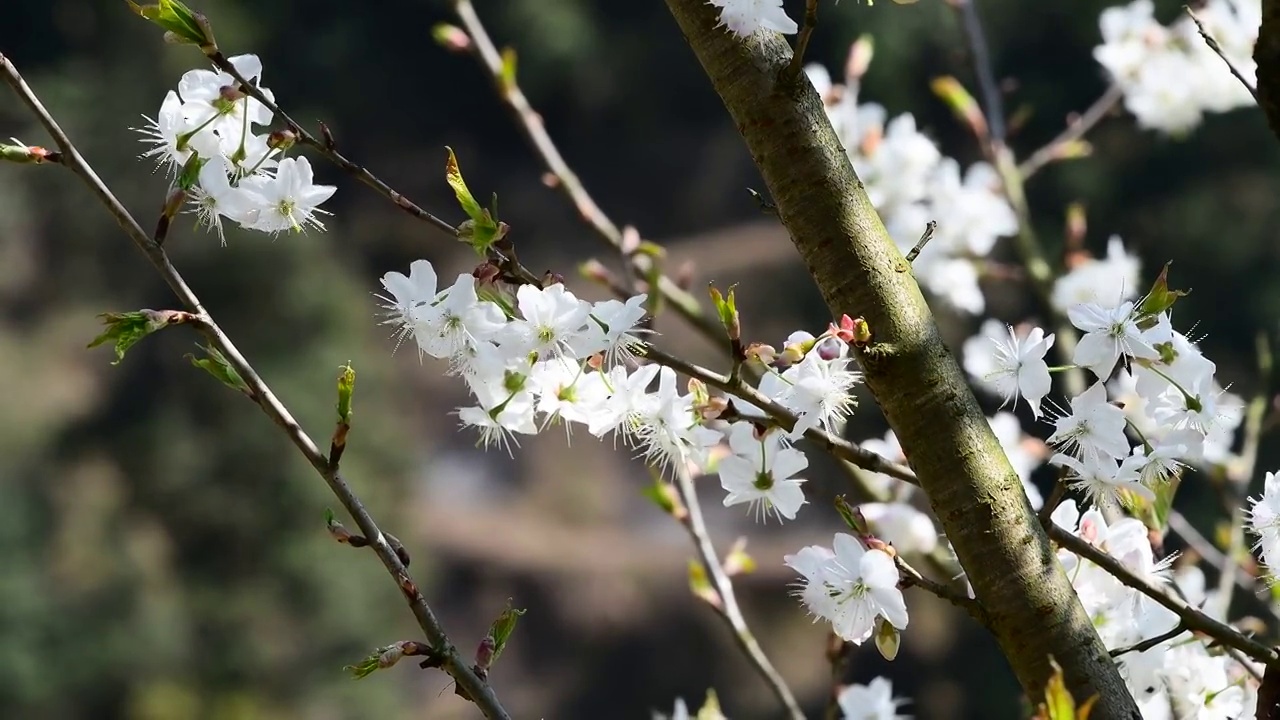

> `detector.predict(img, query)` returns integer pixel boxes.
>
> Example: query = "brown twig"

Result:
[785,0,820,84]
[672,465,805,720]
[0,53,511,720]
[904,220,936,264]
[947,0,1086,397]
[644,345,920,486]
[1045,522,1279,664]
[949,0,1005,143]
[203,52,459,237]
[895,556,987,623]
[1018,85,1124,180]
[823,632,851,720]
[449,0,724,344]
[1108,622,1188,658]
[1185,6,1260,103]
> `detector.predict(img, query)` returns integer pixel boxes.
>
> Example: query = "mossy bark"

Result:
[663,2,1140,716]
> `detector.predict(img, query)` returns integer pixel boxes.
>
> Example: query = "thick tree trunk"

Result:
[1256,0,1280,139]
[663,2,1140,716]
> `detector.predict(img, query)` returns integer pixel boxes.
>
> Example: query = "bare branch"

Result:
[785,0,820,84]
[449,0,722,343]
[203,52,459,236]
[672,465,805,720]
[643,345,920,486]
[0,53,511,720]
[1019,85,1124,180]
[1045,521,1279,665]
[1185,6,1259,103]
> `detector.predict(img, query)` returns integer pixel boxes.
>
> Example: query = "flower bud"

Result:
[620,225,642,255]
[218,84,246,103]
[864,537,896,557]
[846,35,874,81]
[474,635,496,672]
[578,258,614,285]
[873,617,901,661]
[776,346,803,368]
[0,139,54,164]
[834,496,870,535]
[431,23,471,52]
[473,261,502,286]
[697,395,729,421]
[674,260,696,291]
[745,342,777,365]
[542,270,565,287]
[816,337,844,361]
[267,129,297,151]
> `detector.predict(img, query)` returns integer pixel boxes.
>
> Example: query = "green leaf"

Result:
[695,689,727,720]
[185,343,252,396]
[1041,658,1076,720]
[1136,262,1189,325]
[708,284,739,341]
[722,537,756,577]
[485,599,527,666]
[336,362,355,423]
[445,147,504,255]
[176,154,205,192]
[343,644,403,680]
[88,309,190,365]
[126,0,213,47]
[445,147,485,221]
[642,477,679,515]
[834,495,869,535]
[930,76,986,137]
[687,558,716,605]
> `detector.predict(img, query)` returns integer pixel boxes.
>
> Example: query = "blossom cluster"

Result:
[136,54,336,242]
[380,259,920,643]
[805,60,1018,315]
[965,294,1242,509]
[1095,0,1259,134]
[1054,500,1258,718]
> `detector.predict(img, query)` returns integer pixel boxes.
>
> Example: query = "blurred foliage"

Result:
[1,0,1278,718]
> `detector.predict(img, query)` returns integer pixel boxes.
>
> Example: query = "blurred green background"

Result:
[2,0,1278,718]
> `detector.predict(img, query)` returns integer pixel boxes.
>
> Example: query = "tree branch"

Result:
[0,53,511,720]
[1255,0,1280,141]
[1185,6,1259,103]
[1018,84,1123,180]
[642,345,920,486]
[203,52,459,237]
[950,0,1005,143]
[1046,522,1279,665]
[661,2,1141,712]
[449,0,723,344]
[673,466,805,720]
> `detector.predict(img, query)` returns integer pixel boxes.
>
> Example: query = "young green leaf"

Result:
[126,0,215,49]
[484,599,527,667]
[185,343,252,397]
[445,147,504,255]
[1136,262,1189,324]
[88,309,195,365]
[336,363,355,423]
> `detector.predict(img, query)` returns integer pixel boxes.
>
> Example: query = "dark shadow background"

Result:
[1,0,1279,718]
